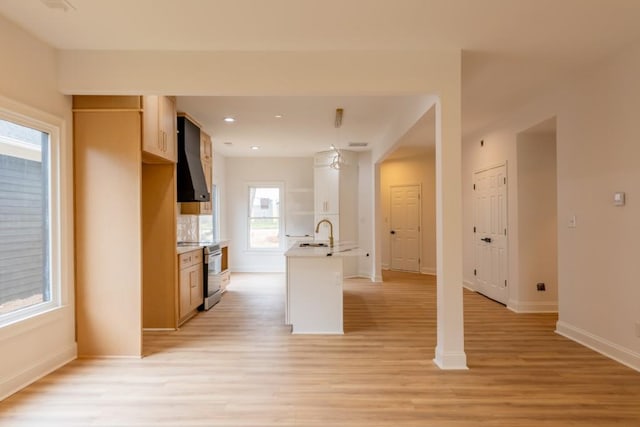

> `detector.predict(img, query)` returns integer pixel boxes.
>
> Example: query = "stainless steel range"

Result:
[201,243,223,310]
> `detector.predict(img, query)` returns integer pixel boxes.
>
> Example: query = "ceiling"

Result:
[2,0,640,157]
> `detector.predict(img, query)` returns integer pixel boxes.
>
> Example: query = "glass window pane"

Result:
[249,187,280,218]
[249,218,280,249]
[0,119,50,316]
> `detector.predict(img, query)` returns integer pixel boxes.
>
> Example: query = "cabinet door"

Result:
[160,96,177,163]
[142,95,162,159]
[314,166,339,214]
[179,267,192,320]
[189,263,203,311]
[142,96,176,163]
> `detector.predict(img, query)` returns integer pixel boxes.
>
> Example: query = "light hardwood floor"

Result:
[1,271,639,426]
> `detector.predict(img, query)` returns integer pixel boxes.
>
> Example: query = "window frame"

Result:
[246,182,284,252]
[0,101,62,328]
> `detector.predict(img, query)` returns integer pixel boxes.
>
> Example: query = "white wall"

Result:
[516,132,557,312]
[213,150,228,240]
[380,152,436,274]
[463,39,640,370]
[357,152,375,279]
[226,157,314,272]
[0,15,76,399]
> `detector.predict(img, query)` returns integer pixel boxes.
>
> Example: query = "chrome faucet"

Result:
[315,219,334,248]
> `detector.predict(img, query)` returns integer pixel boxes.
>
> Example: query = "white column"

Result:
[433,90,467,369]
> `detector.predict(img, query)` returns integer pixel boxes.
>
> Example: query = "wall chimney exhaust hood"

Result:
[177,116,210,203]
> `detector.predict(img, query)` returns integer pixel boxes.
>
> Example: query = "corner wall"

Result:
[515,132,557,312]
[0,15,76,399]
[226,157,314,272]
[463,39,640,370]
[380,152,436,274]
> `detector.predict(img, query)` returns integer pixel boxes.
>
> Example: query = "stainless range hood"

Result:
[177,116,210,203]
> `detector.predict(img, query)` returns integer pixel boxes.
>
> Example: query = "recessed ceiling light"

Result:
[274,114,283,119]
[250,146,260,150]
[223,117,236,123]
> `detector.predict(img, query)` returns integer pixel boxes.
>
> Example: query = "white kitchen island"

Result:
[284,241,365,334]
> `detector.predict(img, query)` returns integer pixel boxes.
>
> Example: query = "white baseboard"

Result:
[508,300,558,313]
[420,267,436,276]
[556,321,640,372]
[1,342,77,401]
[463,279,475,292]
[381,262,390,270]
[433,346,468,370]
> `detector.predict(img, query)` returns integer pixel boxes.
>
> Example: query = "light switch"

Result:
[568,215,577,228]
[613,192,625,206]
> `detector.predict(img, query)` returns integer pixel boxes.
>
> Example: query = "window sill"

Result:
[0,304,68,341]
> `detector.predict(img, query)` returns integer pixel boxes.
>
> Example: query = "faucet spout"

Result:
[315,219,334,248]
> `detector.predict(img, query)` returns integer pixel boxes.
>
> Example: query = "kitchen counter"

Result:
[284,240,365,258]
[176,240,229,255]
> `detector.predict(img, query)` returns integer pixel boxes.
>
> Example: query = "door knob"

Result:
[390,230,396,235]
[481,237,492,243]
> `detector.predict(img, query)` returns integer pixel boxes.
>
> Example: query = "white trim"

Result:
[556,321,640,372]
[77,355,143,360]
[247,182,285,252]
[373,274,383,282]
[0,342,76,401]
[420,267,436,276]
[507,300,558,313]
[0,100,64,327]
[463,279,475,292]
[433,346,468,370]
[381,262,390,270]
[142,328,177,332]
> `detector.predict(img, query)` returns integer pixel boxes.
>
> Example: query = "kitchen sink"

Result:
[299,242,328,247]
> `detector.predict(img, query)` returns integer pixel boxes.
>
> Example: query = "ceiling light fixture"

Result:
[250,145,260,150]
[275,114,283,119]
[330,108,345,170]
[41,0,76,12]
[223,117,236,123]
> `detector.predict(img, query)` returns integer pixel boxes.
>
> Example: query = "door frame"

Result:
[472,162,509,303]
[389,183,422,273]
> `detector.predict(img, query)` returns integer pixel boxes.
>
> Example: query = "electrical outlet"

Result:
[536,283,546,291]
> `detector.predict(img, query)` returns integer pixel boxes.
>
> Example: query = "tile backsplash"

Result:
[177,215,199,242]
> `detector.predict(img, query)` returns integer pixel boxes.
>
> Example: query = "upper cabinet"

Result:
[142,96,177,163]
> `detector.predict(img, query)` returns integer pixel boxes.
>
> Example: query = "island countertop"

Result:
[284,240,366,258]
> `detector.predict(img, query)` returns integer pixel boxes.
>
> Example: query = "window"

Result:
[248,185,282,250]
[0,112,58,326]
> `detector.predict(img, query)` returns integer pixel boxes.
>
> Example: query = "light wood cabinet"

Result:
[181,130,213,215]
[178,249,203,325]
[142,96,177,163]
[73,95,180,356]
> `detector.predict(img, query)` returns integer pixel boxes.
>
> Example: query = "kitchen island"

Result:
[284,241,365,334]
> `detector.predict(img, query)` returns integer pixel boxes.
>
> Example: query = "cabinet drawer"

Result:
[179,249,203,269]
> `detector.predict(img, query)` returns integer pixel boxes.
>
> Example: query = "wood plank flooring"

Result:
[1,271,639,426]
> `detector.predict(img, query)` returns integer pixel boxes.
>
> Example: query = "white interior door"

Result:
[390,185,421,272]
[474,165,508,304]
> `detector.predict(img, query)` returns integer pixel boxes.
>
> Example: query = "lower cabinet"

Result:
[178,249,203,325]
